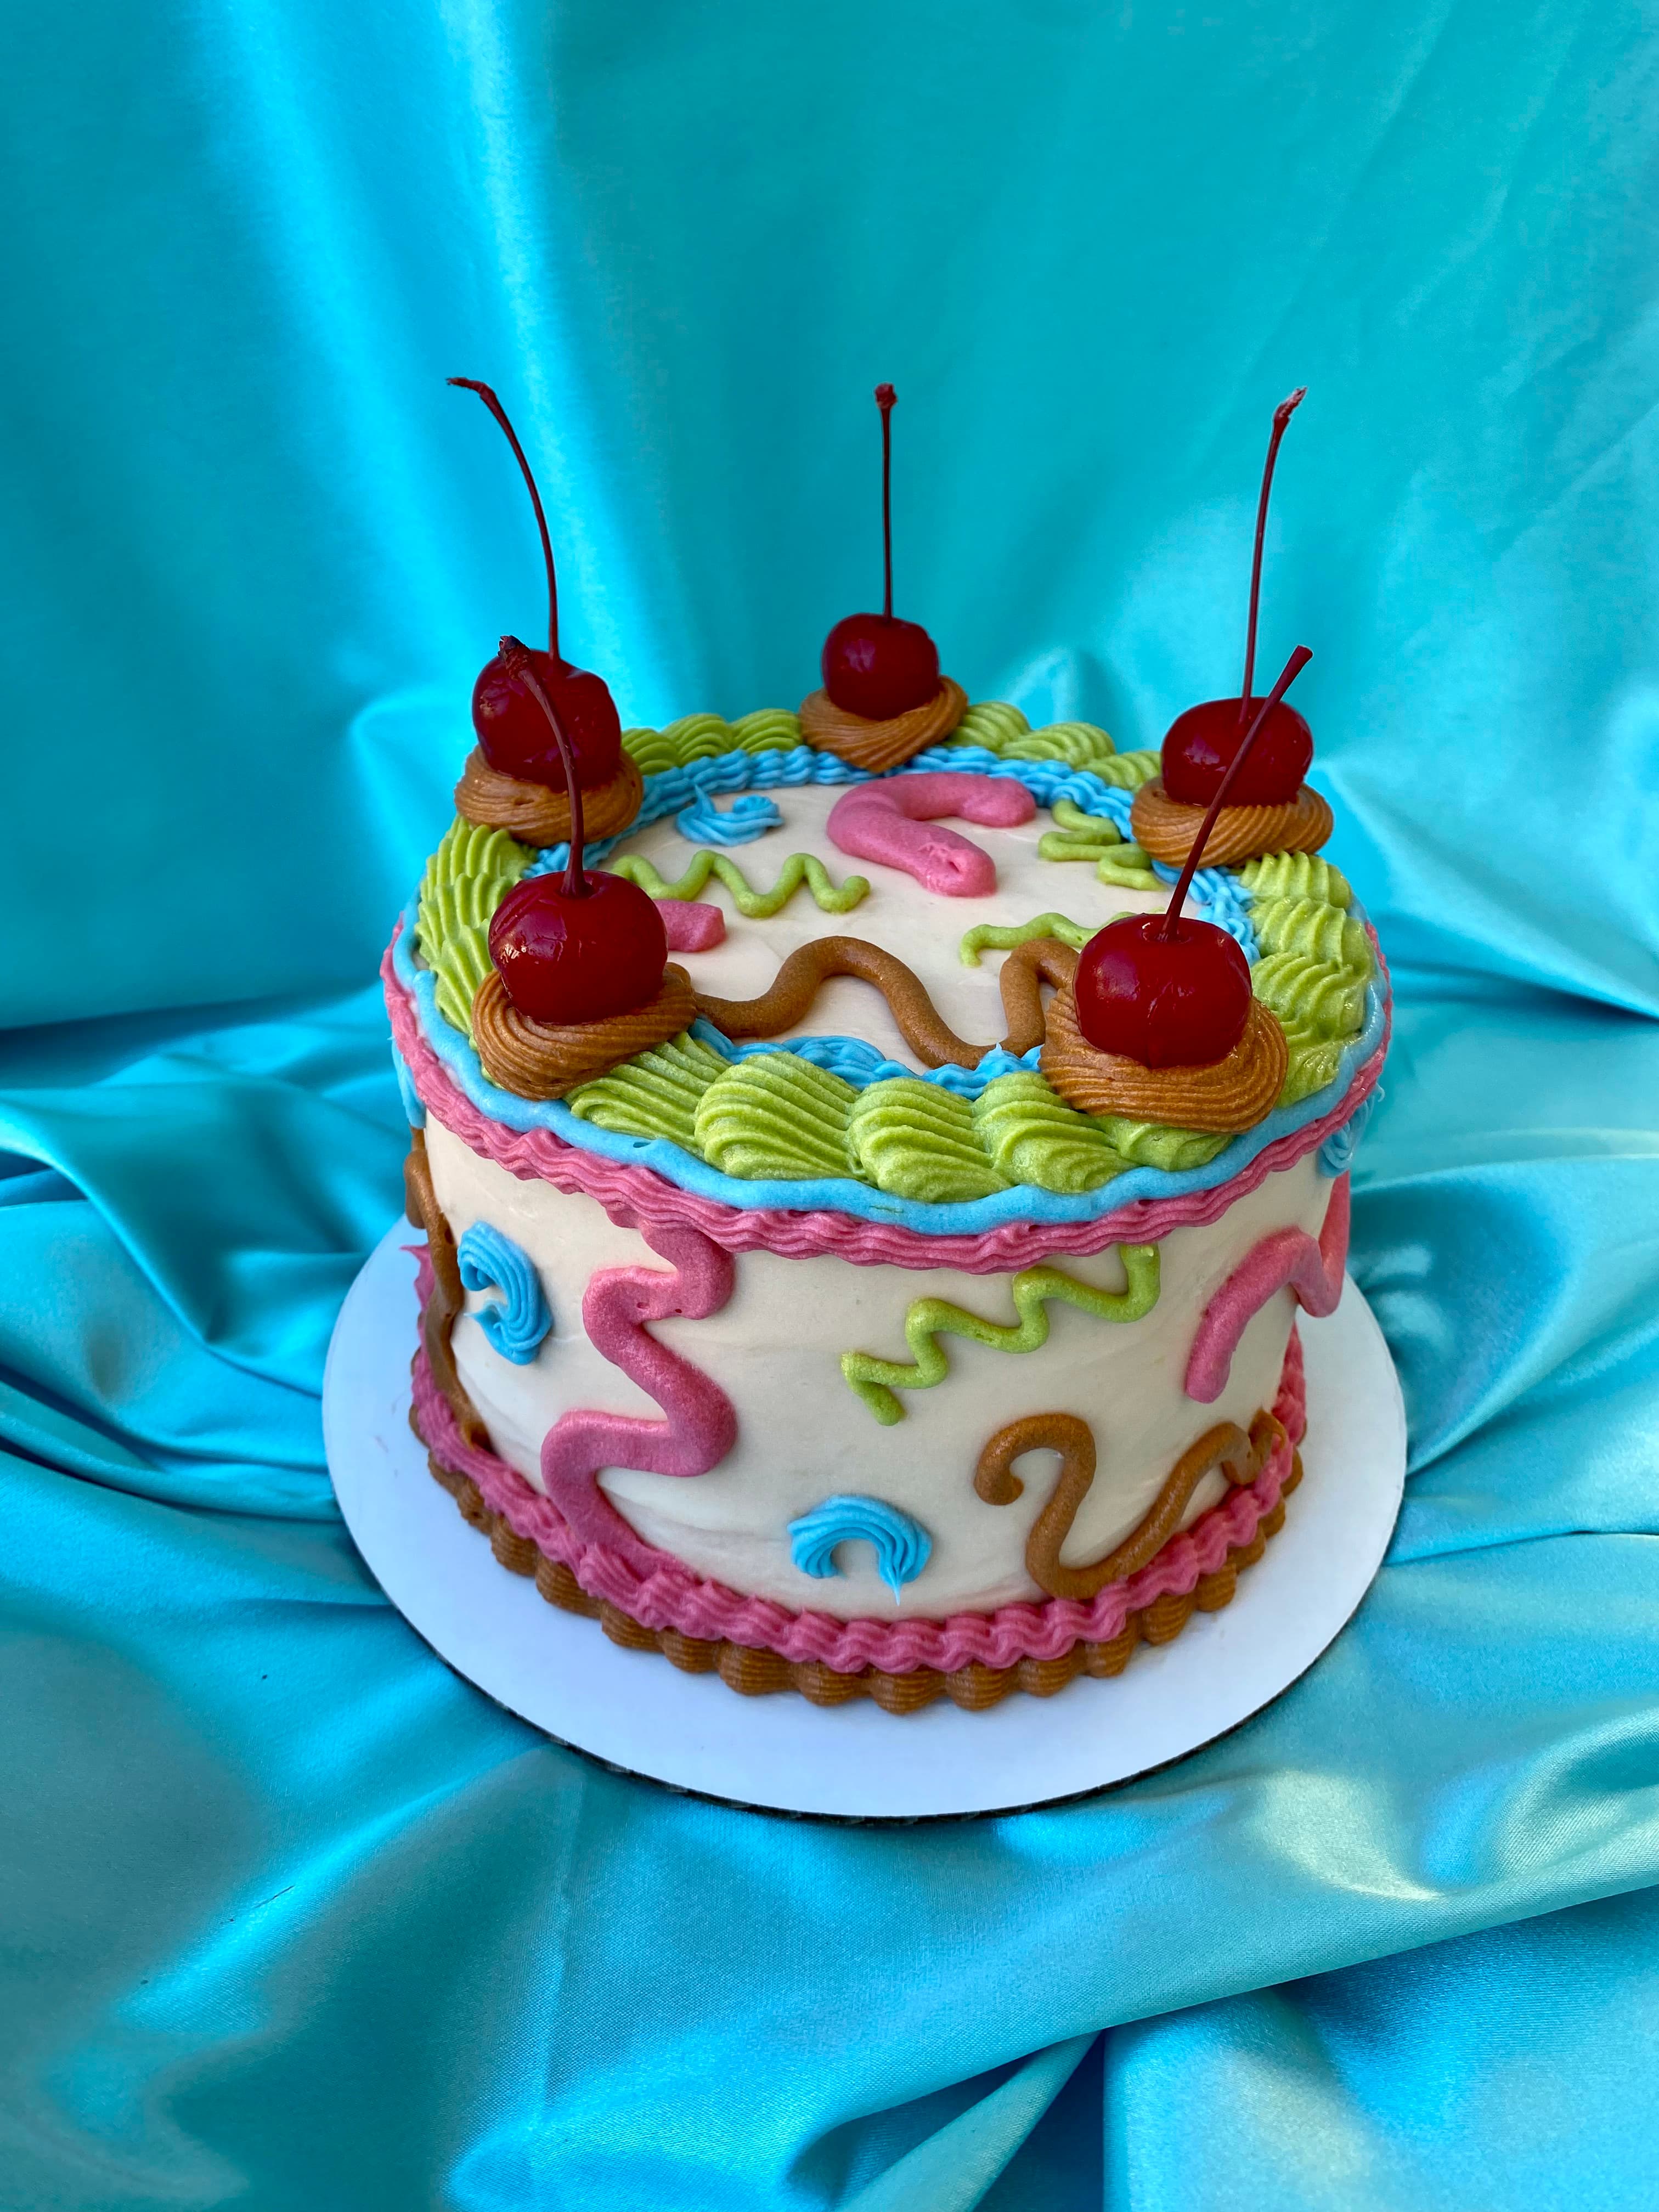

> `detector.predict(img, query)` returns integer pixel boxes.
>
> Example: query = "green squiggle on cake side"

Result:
[605,849,870,916]
[845,1081,1012,1204]
[693,1056,857,1180]
[416,819,534,1037]
[972,1075,1128,1193]
[958,914,1092,966]
[566,1031,726,1149]
[840,1244,1161,1425]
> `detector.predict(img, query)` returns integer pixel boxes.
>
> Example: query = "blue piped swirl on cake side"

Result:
[456,1222,552,1363]
[788,1495,932,1598]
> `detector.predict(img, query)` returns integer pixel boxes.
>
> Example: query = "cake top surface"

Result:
[393,701,1387,1242]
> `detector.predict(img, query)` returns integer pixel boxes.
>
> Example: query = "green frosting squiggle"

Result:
[693,1055,856,1181]
[566,1031,726,1149]
[416,819,534,1037]
[1037,797,1160,888]
[606,849,870,916]
[845,1080,1011,1204]
[841,1244,1161,1425]
[958,913,1091,966]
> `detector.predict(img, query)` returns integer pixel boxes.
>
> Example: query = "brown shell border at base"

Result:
[798,677,969,772]
[454,749,646,849]
[418,1424,1302,1715]
[1130,776,1334,868]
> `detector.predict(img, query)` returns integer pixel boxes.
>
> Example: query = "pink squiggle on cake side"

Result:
[657,900,725,952]
[1186,1174,1349,1403]
[539,1223,737,1573]
[409,1312,1307,1675]
[384,930,1389,1277]
[826,774,1036,896]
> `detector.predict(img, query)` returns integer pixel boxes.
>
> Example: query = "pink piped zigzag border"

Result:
[383,928,1390,1278]
[410,1313,1307,1676]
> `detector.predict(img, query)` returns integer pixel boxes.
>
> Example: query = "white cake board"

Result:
[324,1223,1406,1821]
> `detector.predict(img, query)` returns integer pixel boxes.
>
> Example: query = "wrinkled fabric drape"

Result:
[3,1,1658,2204]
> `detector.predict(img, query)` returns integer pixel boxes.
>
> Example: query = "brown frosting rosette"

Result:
[456,749,644,848]
[471,964,697,1098]
[1040,976,1288,1131]
[1130,776,1332,869]
[798,676,968,772]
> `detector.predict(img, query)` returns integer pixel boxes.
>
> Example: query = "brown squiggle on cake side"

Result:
[455,749,645,847]
[472,965,698,1099]
[1130,776,1334,868]
[693,936,989,1071]
[798,676,969,772]
[404,1131,491,1452]
[975,1407,1280,1600]
[997,937,1080,1055]
[1041,980,1288,1131]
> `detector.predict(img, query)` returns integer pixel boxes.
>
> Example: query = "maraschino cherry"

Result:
[1162,390,1312,808]
[1076,646,1312,1067]
[821,384,942,719]
[449,377,623,793]
[487,637,666,1025]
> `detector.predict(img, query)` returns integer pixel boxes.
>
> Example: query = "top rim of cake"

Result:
[392,699,1387,1246]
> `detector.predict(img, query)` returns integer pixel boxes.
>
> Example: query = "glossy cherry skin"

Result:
[1161,696,1313,808]
[488,870,667,1025]
[472,650,623,791]
[822,613,941,719]
[1074,913,1251,1069]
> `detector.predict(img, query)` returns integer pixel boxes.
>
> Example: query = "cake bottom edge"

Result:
[409,1404,1304,1715]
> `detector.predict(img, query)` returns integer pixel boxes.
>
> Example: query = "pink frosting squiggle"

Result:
[827,772,1035,896]
[539,1222,737,1573]
[409,1311,1307,1674]
[657,899,726,952]
[1186,1175,1349,1403]
[386,935,1389,1276]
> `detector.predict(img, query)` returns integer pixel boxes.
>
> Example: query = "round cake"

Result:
[386,379,1387,1713]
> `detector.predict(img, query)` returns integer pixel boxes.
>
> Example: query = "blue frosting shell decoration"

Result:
[788,1495,933,1599]
[1318,1087,1382,1177]
[455,1223,552,1364]
[673,789,783,845]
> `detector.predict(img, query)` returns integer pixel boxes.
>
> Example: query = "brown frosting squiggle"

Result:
[997,937,1079,1055]
[420,1434,1301,1712]
[404,1130,492,1452]
[472,965,698,1099]
[693,935,989,1071]
[798,676,968,772]
[455,749,645,847]
[1041,980,1289,1131]
[1130,776,1333,868]
[975,1408,1281,1600]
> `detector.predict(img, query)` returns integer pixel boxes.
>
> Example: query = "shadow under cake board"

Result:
[324,1226,1406,1822]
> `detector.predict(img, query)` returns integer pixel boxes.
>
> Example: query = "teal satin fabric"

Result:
[5,0,1659,2203]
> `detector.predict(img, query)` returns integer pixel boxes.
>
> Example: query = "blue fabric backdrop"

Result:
[3,1,1658,2204]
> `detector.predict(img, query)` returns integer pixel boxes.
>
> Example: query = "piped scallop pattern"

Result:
[455,1221,552,1364]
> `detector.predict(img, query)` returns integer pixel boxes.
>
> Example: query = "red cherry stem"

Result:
[1239,387,1306,723]
[876,383,897,620]
[1159,645,1312,940]
[450,378,561,664]
[499,634,588,896]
